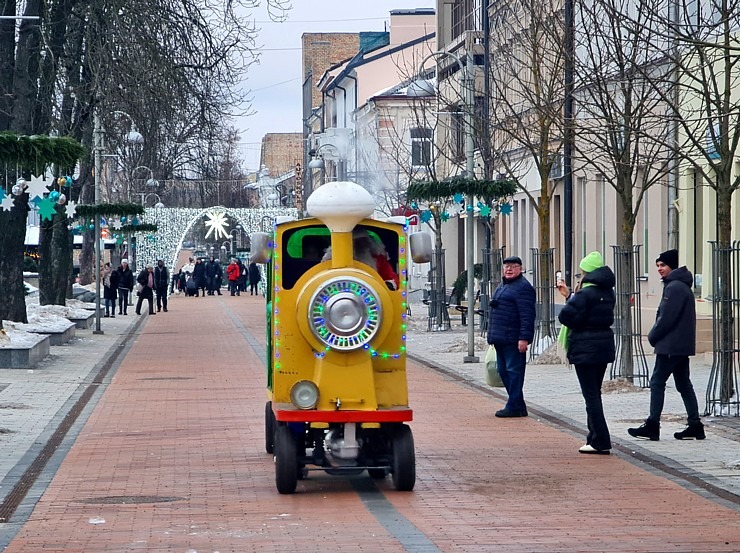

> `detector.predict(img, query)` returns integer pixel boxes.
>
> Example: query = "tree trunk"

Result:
[716,185,734,403]
[39,206,72,305]
[537,180,554,340]
[10,0,43,134]
[0,198,30,327]
[614,189,637,381]
[0,3,16,131]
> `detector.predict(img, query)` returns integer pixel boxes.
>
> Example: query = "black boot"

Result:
[628,420,660,441]
[674,423,705,440]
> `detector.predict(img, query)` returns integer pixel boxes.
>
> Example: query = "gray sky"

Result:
[236,1,435,171]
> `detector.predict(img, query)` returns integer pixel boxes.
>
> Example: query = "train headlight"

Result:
[309,277,381,351]
[290,380,319,409]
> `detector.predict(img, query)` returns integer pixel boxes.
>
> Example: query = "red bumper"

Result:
[273,404,413,423]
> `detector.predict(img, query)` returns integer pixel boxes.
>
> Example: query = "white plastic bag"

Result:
[484,345,503,387]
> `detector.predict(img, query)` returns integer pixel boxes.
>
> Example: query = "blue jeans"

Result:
[494,343,527,413]
[648,354,701,426]
[575,363,611,450]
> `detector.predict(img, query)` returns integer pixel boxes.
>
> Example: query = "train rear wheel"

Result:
[265,401,275,453]
[391,425,415,491]
[275,426,298,494]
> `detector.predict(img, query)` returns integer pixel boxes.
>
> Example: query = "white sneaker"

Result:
[579,444,610,455]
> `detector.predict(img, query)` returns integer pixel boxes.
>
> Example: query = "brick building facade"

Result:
[260,133,303,177]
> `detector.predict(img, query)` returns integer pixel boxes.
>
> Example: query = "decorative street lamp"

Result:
[307,143,345,182]
[408,50,478,363]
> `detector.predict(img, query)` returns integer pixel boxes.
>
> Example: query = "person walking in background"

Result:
[557,252,616,455]
[248,261,261,295]
[236,258,247,294]
[193,258,207,297]
[117,259,134,315]
[153,259,169,312]
[628,249,704,441]
[226,258,240,296]
[102,262,118,318]
[135,264,156,316]
[214,259,224,295]
[205,256,219,295]
[487,255,536,418]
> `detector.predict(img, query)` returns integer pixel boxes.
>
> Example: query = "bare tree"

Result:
[574,0,674,381]
[488,0,566,340]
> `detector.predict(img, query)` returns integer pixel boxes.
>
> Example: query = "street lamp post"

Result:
[142,192,164,208]
[410,50,478,363]
[93,111,104,335]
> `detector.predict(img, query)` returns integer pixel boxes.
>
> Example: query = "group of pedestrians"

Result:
[102,258,170,317]
[486,249,704,456]
[172,256,261,298]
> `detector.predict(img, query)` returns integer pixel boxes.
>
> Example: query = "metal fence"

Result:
[610,245,649,387]
[530,248,556,358]
[479,247,503,335]
[426,249,451,332]
[707,242,740,416]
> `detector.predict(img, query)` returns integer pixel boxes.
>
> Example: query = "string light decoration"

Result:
[135,206,297,274]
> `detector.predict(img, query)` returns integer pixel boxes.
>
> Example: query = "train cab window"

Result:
[280,225,400,290]
[281,226,332,289]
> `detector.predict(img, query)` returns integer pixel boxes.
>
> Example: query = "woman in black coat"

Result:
[557,251,616,455]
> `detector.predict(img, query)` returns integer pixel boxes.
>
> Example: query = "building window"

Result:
[410,128,433,167]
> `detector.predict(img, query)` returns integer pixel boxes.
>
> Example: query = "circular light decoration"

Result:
[309,276,381,351]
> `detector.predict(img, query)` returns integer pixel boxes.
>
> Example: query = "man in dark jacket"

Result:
[117,259,135,315]
[487,255,536,417]
[205,256,219,295]
[153,259,169,312]
[628,249,704,441]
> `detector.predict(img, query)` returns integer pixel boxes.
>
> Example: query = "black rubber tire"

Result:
[275,426,298,494]
[367,468,387,479]
[391,425,415,491]
[265,401,275,454]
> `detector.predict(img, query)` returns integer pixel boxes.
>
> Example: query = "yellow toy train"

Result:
[250,181,432,494]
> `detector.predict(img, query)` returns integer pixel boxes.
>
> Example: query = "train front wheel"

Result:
[391,425,415,491]
[275,425,298,494]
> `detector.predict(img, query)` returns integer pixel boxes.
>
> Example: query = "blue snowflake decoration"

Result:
[410,202,418,210]
[441,211,450,222]
[420,210,433,223]
[453,193,464,204]
[500,202,513,216]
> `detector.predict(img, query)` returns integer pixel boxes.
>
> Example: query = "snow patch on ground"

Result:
[28,303,92,320]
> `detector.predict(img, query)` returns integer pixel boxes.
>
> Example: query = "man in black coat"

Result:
[486,256,536,417]
[153,259,169,312]
[628,249,704,441]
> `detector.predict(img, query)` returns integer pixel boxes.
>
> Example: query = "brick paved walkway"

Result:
[1,293,739,552]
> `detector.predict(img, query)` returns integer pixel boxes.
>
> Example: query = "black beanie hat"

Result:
[656,249,679,270]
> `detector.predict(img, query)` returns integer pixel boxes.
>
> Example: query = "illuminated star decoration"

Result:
[65,200,77,218]
[441,211,450,222]
[111,218,123,230]
[0,195,14,211]
[500,202,513,216]
[204,209,230,240]
[479,205,492,217]
[25,174,52,201]
[37,197,57,221]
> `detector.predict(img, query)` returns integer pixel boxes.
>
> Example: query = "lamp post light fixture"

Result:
[409,50,478,363]
[230,225,243,257]
[221,241,231,261]
[141,192,164,208]
[307,143,345,182]
[111,111,144,146]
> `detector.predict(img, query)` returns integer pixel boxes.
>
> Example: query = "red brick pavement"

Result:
[3,293,739,552]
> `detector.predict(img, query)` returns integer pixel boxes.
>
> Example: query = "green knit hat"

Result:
[579,251,604,273]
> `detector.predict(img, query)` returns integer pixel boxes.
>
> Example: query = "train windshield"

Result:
[280,224,399,290]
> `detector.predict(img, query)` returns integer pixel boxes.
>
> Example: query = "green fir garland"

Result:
[75,202,145,218]
[0,132,85,173]
[405,178,517,202]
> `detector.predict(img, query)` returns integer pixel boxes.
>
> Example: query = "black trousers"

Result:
[136,287,154,314]
[155,286,168,311]
[118,289,129,314]
[574,363,611,450]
